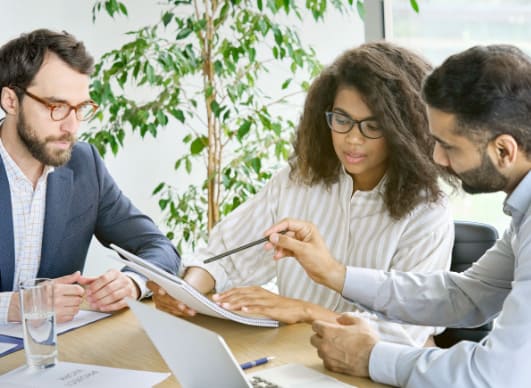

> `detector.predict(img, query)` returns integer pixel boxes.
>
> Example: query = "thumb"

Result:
[337,313,361,326]
[54,271,81,285]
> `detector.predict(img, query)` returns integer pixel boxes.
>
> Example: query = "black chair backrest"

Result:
[451,221,499,273]
[434,220,499,348]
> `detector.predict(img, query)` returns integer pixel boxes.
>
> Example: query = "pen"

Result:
[203,231,286,264]
[240,356,275,370]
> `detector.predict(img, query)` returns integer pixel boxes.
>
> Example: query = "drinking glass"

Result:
[19,278,57,368]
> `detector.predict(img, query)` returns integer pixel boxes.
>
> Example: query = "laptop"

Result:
[127,300,355,388]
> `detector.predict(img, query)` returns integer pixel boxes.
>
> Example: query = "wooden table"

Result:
[0,305,391,387]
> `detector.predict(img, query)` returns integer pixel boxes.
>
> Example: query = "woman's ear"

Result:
[492,134,518,168]
[0,86,19,115]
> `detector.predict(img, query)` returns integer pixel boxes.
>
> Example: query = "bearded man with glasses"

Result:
[0,29,180,324]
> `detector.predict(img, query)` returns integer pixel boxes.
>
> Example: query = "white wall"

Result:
[2,1,364,275]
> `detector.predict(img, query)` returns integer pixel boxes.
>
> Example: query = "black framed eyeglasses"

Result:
[325,111,383,139]
[13,86,98,122]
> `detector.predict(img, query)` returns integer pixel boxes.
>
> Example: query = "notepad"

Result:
[109,244,279,328]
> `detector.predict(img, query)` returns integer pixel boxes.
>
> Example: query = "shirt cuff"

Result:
[124,271,150,299]
[342,266,387,308]
[369,341,410,386]
[0,292,14,324]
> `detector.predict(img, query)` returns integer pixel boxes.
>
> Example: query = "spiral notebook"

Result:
[109,244,279,328]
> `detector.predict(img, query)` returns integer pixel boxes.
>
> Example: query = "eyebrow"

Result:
[46,96,93,105]
[431,134,452,147]
[332,108,376,122]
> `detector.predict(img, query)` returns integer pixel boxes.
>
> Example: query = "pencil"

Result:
[203,231,286,264]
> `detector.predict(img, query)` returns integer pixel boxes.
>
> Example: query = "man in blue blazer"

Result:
[0,29,180,324]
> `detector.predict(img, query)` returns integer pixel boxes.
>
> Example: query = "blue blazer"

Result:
[0,142,180,292]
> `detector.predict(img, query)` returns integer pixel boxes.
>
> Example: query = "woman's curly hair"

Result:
[289,41,454,220]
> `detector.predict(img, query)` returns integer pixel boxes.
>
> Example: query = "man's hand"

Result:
[264,218,346,292]
[7,271,86,323]
[311,314,379,378]
[80,269,139,312]
[53,271,87,322]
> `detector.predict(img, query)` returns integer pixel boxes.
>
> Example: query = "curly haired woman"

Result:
[149,41,456,347]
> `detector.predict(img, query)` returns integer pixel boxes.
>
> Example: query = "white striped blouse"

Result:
[184,166,454,346]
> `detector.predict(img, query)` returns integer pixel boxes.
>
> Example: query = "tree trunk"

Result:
[203,0,220,232]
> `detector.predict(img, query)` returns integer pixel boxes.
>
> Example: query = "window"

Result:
[388,0,531,233]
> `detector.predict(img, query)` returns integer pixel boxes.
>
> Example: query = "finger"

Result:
[263,219,292,237]
[266,218,313,241]
[85,269,119,295]
[98,298,128,312]
[269,232,309,257]
[239,304,276,318]
[273,246,295,260]
[55,293,84,308]
[323,358,343,373]
[155,297,196,317]
[310,333,323,349]
[55,283,85,298]
[146,280,160,293]
[337,313,361,326]
[54,271,81,285]
[55,304,81,323]
[76,275,96,285]
[213,287,268,308]
[312,319,334,336]
[89,278,131,307]
[213,286,258,301]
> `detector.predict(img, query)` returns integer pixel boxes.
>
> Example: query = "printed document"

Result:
[0,310,110,339]
[0,361,169,388]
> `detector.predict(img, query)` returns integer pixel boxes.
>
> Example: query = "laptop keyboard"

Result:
[250,375,283,388]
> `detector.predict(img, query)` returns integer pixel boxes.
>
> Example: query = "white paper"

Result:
[0,342,17,354]
[111,244,279,327]
[0,310,110,339]
[0,361,170,388]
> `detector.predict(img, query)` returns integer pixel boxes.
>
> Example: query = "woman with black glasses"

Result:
[150,41,456,348]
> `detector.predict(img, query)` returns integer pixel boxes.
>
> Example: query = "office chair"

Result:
[434,220,499,348]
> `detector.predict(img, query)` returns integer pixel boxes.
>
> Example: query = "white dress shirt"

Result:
[185,166,453,346]
[0,138,53,323]
[343,171,531,387]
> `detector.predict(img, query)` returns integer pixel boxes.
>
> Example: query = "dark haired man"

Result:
[265,44,531,387]
[0,29,180,324]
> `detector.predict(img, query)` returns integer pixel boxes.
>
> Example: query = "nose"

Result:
[344,125,366,144]
[433,143,449,167]
[60,109,80,135]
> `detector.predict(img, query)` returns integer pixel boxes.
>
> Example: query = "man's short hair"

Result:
[0,29,94,102]
[422,45,531,156]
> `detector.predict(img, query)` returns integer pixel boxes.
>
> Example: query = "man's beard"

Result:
[454,151,508,194]
[17,111,75,167]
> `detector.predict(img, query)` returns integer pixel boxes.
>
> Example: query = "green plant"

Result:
[86,0,378,252]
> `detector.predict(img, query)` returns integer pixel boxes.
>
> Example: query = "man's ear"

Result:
[492,134,518,168]
[0,86,20,115]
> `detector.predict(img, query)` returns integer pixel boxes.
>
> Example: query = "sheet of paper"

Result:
[0,361,170,388]
[0,342,17,354]
[0,310,110,339]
